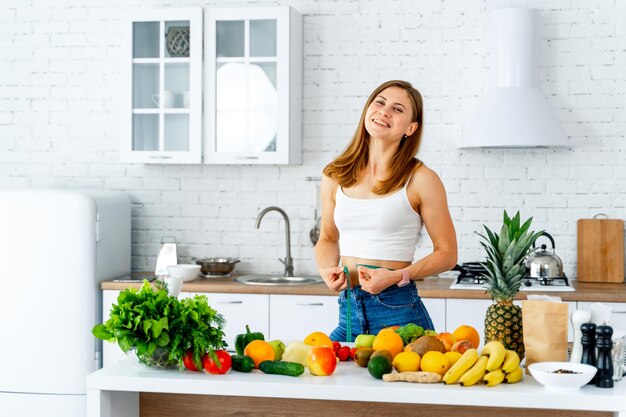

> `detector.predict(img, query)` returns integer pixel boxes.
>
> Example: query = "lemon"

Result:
[391,351,421,373]
[444,351,463,366]
[420,351,451,376]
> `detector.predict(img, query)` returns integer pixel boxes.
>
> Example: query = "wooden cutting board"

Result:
[577,217,624,282]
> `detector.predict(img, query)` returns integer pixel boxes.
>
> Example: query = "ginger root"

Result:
[382,371,442,383]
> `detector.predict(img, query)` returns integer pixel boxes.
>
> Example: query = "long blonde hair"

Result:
[323,80,424,195]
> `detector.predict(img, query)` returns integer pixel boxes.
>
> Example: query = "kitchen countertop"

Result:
[87,358,626,417]
[101,274,626,302]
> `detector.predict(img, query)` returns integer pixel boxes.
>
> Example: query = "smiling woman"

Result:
[315,80,458,341]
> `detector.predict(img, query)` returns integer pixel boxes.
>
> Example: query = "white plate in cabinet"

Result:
[203,6,302,164]
[269,295,338,341]
[421,298,445,333]
[188,292,269,350]
[121,8,203,164]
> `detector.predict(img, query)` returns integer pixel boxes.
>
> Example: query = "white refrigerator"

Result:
[0,189,131,417]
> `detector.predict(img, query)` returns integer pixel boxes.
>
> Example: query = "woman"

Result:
[315,80,457,342]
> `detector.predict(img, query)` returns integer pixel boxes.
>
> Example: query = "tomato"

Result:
[203,349,232,374]
[349,347,357,360]
[183,350,201,372]
[332,341,341,354]
[337,346,350,361]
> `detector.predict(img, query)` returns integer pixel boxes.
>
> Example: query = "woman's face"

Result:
[364,86,418,142]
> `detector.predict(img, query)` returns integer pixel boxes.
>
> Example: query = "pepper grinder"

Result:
[570,310,591,363]
[595,325,614,388]
[580,322,597,385]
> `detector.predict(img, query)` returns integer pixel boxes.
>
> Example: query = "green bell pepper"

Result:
[235,324,265,355]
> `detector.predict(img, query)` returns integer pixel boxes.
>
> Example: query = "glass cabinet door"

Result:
[122,9,202,163]
[204,7,302,164]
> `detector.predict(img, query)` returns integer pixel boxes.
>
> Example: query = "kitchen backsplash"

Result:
[1,0,624,278]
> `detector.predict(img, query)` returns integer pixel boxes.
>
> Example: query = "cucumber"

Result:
[231,355,254,373]
[259,360,305,377]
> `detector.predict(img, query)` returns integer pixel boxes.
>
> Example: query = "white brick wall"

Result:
[1,0,624,279]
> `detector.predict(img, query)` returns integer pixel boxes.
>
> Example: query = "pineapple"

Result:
[478,211,543,360]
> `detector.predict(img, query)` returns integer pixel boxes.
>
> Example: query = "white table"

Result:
[87,359,626,417]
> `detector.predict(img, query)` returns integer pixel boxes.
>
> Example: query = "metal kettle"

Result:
[526,232,564,279]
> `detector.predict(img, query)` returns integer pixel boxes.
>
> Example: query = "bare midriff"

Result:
[341,256,411,287]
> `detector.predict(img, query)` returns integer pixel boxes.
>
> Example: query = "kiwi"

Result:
[370,349,393,363]
[354,347,375,367]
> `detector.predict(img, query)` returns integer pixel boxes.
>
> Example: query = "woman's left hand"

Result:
[357,266,401,294]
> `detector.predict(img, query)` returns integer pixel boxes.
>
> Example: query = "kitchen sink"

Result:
[235,274,323,286]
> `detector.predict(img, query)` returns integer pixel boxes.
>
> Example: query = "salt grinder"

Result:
[595,325,614,388]
[580,322,597,385]
[570,310,591,363]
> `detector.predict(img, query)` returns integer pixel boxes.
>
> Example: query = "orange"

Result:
[436,332,457,352]
[243,340,275,368]
[379,325,400,332]
[303,331,333,348]
[452,325,480,349]
[420,351,451,376]
[372,329,404,359]
[444,351,463,366]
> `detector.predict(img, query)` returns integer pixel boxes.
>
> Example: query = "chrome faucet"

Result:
[255,206,294,277]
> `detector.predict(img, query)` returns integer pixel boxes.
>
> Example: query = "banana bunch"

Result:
[442,341,523,387]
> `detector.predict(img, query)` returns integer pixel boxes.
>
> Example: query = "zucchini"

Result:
[231,355,254,373]
[259,360,305,377]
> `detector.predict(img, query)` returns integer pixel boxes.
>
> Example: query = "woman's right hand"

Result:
[319,266,347,292]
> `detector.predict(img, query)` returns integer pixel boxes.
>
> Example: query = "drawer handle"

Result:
[613,311,626,314]
[216,301,243,304]
[296,302,324,306]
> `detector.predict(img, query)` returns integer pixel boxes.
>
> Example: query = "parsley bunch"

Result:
[93,280,226,370]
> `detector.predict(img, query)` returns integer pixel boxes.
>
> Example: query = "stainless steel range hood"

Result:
[458,7,570,148]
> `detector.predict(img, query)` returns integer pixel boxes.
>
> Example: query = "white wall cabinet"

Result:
[185,292,270,350]
[422,297,446,333]
[203,6,302,164]
[446,299,492,348]
[102,289,588,367]
[269,295,338,341]
[121,8,203,164]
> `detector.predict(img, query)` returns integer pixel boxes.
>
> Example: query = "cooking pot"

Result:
[193,258,240,276]
[526,232,564,279]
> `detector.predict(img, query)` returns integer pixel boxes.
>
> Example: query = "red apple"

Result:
[307,346,337,376]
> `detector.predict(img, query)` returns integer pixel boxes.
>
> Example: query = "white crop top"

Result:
[334,183,423,262]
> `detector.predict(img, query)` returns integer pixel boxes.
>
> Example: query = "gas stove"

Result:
[447,262,575,292]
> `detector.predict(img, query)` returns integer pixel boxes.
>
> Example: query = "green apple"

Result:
[268,339,286,360]
[354,334,376,348]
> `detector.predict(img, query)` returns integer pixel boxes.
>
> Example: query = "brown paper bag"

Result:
[522,300,569,374]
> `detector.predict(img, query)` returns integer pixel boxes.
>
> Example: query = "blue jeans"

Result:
[329,283,434,342]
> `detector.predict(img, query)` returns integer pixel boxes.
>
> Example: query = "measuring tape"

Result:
[343,266,352,342]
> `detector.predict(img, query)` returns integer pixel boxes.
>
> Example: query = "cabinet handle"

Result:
[296,302,324,306]
[613,311,626,314]
[235,156,259,160]
[216,301,243,304]
[149,155,173,159]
